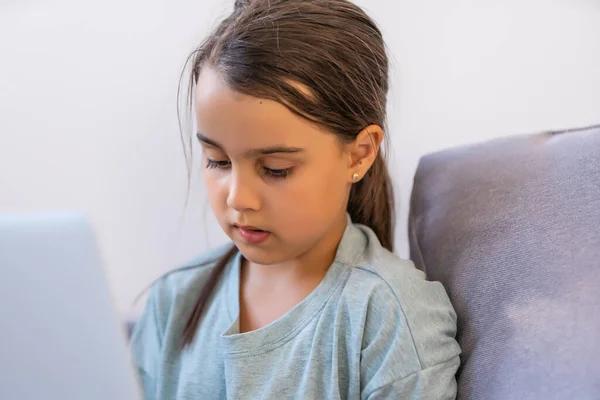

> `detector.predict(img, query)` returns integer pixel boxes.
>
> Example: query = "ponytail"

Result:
[180,245,237,348]
[347,152,395,252]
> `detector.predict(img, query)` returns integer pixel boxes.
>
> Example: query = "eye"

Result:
[263,167,293,179]
[206,159,231,169]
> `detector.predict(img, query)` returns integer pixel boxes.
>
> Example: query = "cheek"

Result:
[312,168,349,214]
[270,162,348,221]
[203,171,226,210]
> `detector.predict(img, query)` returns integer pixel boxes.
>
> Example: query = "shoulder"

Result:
[129,244,236,384]
[355,233,458,348]
[338,224,461,391]
[134,244,235,338]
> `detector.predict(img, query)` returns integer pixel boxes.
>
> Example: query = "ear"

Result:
[346,124,384,182]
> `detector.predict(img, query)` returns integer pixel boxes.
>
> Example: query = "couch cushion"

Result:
[409,125,600,400]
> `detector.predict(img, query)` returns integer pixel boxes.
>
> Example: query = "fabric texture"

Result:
[130,218,461,399]
[409,125,600,400]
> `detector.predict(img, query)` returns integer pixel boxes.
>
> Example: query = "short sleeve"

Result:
[129,280,169,400]
[366,356,460,399]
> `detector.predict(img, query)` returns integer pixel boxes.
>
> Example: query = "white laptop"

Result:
[0,212,142,400]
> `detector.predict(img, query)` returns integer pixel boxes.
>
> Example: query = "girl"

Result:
[131,0,461,399]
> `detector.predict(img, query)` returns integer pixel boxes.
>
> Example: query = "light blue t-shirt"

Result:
[130,219,461,399]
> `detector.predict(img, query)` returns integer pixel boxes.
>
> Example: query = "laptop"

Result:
[0,212,142,400]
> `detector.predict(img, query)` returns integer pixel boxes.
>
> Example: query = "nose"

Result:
[226,170,261,212]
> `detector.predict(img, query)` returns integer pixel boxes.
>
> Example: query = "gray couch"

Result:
[409,125,600,399]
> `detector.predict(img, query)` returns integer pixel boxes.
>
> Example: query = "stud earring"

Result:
[352,173,359,181]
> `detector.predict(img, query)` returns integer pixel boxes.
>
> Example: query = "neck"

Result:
[238,212,348,332]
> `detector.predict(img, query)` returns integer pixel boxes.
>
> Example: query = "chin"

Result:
[235,242,289,266]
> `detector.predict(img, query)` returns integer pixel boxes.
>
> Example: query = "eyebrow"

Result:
[196,133,305,156]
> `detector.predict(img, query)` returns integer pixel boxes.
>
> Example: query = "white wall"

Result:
[1,0,599,316]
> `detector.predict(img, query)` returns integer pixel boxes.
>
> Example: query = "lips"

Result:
[234,224,271,244]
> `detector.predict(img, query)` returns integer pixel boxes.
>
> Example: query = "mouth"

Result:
[233,224,271,245]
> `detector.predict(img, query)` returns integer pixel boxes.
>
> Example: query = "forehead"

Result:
[194,67,337,152]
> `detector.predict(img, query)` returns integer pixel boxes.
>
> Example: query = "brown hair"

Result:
[179,0,394,348]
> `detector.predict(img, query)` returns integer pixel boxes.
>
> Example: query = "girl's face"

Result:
[195,67,352,266]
